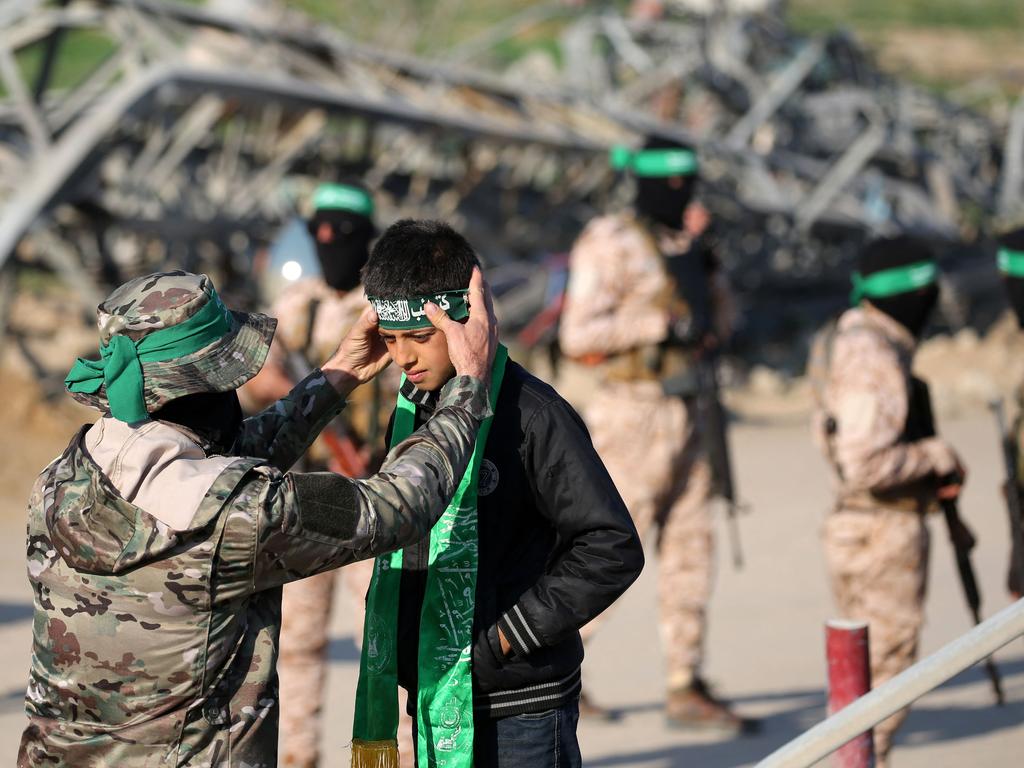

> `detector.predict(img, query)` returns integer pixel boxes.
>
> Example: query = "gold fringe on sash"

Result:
[351,739,400,768]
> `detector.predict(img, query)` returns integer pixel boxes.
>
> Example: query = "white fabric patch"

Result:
[84,417,237,530]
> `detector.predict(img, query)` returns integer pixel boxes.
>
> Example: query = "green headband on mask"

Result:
[312,183,375,217]
[850,261,938,305]
[65,291,235,423]
[610,145,699,177]
[998,247,1024,278]
[369,290,469,330]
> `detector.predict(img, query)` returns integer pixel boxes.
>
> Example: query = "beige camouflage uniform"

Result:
[559,212,734,690]
[809,303,959,763]
[20,367,490,768]
[266,277,383,768]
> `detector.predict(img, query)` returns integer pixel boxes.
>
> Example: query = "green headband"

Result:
[850,261,938,305]
[998,247,1024,278]
[65,292,234,423]
[369,290,469,330]
[312,183,374,217]
[610,144,699,177]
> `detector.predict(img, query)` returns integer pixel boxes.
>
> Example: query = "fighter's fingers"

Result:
[361,304,379,328]
[425,301,455,332]
[466,267,488,318]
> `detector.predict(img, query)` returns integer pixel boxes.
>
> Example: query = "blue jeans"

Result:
[413,700,582,768]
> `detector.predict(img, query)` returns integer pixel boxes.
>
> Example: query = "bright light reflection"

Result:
[281,260,303,281]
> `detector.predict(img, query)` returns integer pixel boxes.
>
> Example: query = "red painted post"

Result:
[826,619,875,768]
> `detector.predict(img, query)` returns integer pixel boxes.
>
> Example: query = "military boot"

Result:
[665,677,755,735]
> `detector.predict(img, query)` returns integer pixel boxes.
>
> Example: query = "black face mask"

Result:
[635,176,695,231]
[870,285,939,338]
[1005,277,1024,328]
[151,390,243,455]
[309,211,374,292]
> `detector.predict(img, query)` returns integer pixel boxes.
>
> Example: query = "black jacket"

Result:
[392,361,644,718]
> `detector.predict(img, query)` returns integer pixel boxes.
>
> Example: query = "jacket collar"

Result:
[399,377,441,415]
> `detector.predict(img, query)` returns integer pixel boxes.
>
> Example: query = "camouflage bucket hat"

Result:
[65,271,276,421]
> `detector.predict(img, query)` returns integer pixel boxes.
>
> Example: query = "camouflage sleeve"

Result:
[830,329,957,491]
[559,219,669,358]
[233,369,346,471]
[251,375,491,589]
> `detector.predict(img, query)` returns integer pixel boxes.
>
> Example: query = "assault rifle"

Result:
[988,399,1024,597]
[915,379,1004,705]
[663,236,745,569]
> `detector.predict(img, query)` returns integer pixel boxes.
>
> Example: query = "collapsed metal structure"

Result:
[0,0,1021,382]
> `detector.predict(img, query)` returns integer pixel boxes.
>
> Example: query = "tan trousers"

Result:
[580,381,714,690]
[824,507,930,766]
[279,560,374,768]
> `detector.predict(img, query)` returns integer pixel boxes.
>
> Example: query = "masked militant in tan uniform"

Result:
[559,137,745,732]
[20,269,499,767]
[244,182,392,768]
[995,228,1024,599]
[809,237,964,766]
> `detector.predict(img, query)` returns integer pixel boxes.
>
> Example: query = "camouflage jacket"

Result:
[809,304,958,503]
[19,370,490,767]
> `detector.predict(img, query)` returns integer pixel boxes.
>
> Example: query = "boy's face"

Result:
[379,325,456,392]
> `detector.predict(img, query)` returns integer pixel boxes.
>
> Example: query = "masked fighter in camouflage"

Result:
[996,227,1024,600]
[244,180,389,768]
[809,236,965,767]
[559,136,743,731]
[19,268,498,767]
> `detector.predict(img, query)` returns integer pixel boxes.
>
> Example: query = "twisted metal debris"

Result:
[0,1,1021,383]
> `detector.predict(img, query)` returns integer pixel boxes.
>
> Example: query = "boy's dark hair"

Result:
[362,219,480,297]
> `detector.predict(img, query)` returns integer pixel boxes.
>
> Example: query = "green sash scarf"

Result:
[352,345,508,768]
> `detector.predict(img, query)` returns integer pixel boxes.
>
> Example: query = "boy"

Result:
[352,220,644,768]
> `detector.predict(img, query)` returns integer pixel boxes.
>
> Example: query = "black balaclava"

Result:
[634,136,698,232]
[151,389,244,455]
[999,228,1024,328]
[859,235,939,338]
[308,209,375,292]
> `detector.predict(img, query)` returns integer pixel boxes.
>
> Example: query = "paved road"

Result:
[1,412,1021,766]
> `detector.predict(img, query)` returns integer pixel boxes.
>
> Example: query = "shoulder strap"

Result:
[302,297,322,363]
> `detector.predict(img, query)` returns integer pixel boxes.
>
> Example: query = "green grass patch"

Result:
[13,28,117,95]
[789,0,1024,33]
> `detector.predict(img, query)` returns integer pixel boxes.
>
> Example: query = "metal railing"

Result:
[756,598,1024,768]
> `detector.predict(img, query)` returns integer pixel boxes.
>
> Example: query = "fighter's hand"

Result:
[323,306,392,394]
[425,267,498,381]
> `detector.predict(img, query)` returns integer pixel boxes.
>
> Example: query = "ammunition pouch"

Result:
[571,344,698,392]
[838,482,934,514]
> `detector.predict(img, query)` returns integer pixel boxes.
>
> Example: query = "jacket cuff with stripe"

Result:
[497,604,543,658]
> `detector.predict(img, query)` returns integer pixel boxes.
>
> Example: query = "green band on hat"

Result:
[369,290,469,330]
[312,183,374,216]
[65,291,234,423]
[998,248,1024,278]
[610,145,699,177]
[850,261,938,305]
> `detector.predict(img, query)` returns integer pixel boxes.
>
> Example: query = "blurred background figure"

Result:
[559,135,748,734]
[808,236,966,767]
[996,227,1024,601]
[243,180,388,768]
